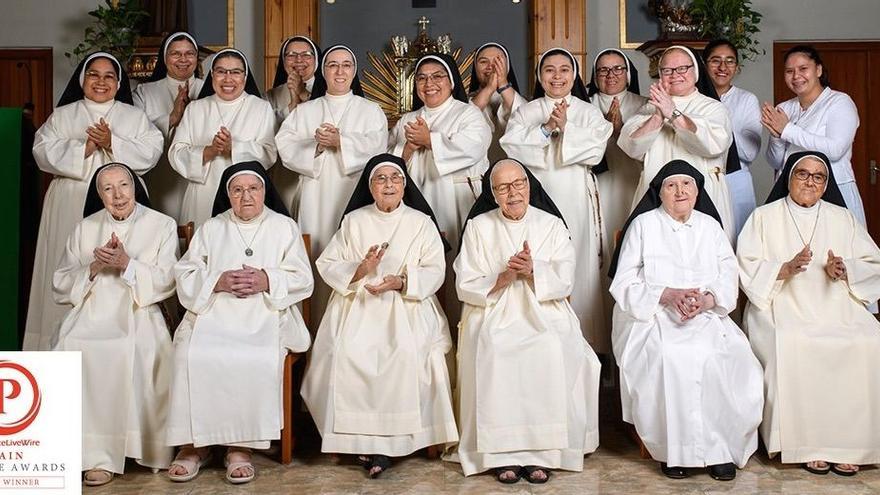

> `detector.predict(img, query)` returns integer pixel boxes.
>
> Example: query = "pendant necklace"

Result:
[234,214,266,256]
[785,198,821,248]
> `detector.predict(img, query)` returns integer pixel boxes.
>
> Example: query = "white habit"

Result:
[168,94,277,228]
[133,75,204,221]
[389,97,491,249]
[53,204,177,473]
[167,208,313,448]
[26,99,163,351]
[719,85,761,236]
[610,208,764,468]
[474,91,526,163]
[500,95,613,351]
[765,87,866,225]
[738,198,880,464]
[267,78,315,212]
[449,207,601,475]
[617,90,736,240]
[276,92,388,329]
[302,204,458,455]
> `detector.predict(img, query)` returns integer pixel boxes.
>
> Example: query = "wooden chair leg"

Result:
[626,424,651,459]
[280,353,295,465]
[426,445,442,459]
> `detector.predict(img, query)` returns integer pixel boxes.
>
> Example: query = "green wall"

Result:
[0,108,21,350]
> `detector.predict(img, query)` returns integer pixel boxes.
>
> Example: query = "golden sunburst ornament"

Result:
[362,16,474,126]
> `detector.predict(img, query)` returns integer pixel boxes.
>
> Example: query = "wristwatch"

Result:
[496,83,512,94]
[666,109,683,124]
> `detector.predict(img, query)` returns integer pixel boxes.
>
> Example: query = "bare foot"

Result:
[169,446,210,477]
[226,448,254,480]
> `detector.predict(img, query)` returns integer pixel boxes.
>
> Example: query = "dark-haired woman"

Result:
[169,49,277,228]
[704,39,761,237]
[762,44,865,225]
[468,42,526,162]
[25,52,163,351]
[133,31,204,222]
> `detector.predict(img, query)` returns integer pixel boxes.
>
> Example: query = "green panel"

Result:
[0,108,22,350]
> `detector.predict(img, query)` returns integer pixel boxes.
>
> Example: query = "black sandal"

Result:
[368,455,391,479]
[522,465,551,484]
[494,465,521,484]
[830,463,859,476]
[356,455,372,469]
[802,461,831,475]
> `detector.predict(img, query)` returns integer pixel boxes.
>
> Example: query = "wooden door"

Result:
[773,41,880,242]
[263,0,320,91]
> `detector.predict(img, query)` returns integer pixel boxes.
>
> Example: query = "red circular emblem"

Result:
[0,361,42,435]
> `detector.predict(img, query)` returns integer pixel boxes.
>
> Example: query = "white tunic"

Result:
[53,205,176,474]
[719,85,761,236]
[618,90,736,240]
[737,198,880,464]
[168,93,277,228]
[302,204,458,455]
[473,91,527,163]
[765,87,865,225]
[133,75,204,221]
[448,207,601,475]
[389,96,491,249]
[266,77,315,124]
[266,78,315,214]
[610,208,764,468]
[167,209,313,448]
[276,92,388,329]
[500,95,613,351]
[25,99,163,351]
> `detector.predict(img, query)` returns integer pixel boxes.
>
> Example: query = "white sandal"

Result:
[225,461,255,484]
[168,449,212,482]
[83,469,113,487]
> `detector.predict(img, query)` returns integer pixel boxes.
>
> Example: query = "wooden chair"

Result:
[160,222,196,331]
[279,233,311,464]
[177,222,194,254]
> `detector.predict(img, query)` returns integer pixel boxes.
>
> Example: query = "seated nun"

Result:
[737,151,880,477]
[447,158,601,484]
[608,159,764,481]
[301,153,458,478]
[53,163,177,487]
[166,162,313,485]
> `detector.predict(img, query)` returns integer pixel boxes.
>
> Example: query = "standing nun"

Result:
[468,42,527,163]
[25,52,163,351]
[133,31,205,221]
[618,45,740,241]
[169,48,277,228]
[266,35,322,124]
[276,45,388,329]
[500,48,612,350]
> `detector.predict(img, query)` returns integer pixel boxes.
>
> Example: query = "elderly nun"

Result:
[53,162,177,487]
[166,162,312,485]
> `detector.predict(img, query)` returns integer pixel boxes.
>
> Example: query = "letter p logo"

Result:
[0,378,21,414]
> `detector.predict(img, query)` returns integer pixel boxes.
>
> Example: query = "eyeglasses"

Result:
[229,184,264,198]
[214,68,245,78]
[492,177,528,194]
[597,65,627,77]
[324,61,355,72]
[792,170,828,184]
[168,50,197,60]
[707,57,737,68]
[371,173,404,185]
[84,71,118,83]
[659,64,693,76]
[284,51,314,60]
[415,71,449,85]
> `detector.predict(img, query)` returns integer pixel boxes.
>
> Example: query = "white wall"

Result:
[0,0,266,101]
[589,0,880,199]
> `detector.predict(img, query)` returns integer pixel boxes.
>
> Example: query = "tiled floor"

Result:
[89,420,879,494]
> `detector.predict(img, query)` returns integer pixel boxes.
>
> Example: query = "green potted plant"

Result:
[689,0,764,63]
[65,0,148,64]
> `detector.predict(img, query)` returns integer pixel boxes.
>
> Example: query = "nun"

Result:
[447,158,601,484]
[468,42,527,162]
[266,35,322,124]
[388,52,491,250]
[133,31,205,221]
[53,163,177,487]
[703,39,762,236]
[166,162,312,485]
[169,48,277,228]
[499,48,612,350]
[25,52,163,351]
[301,154,457,478]
[737,151,880,476]
[276,45,388,329]
[618,46,738,241]
[609,159,763,480]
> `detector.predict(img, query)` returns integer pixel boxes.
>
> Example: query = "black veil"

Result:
[211,162,290,217]
[57,52,133,107]
[411,53,469,111]
[83,162,152,217]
